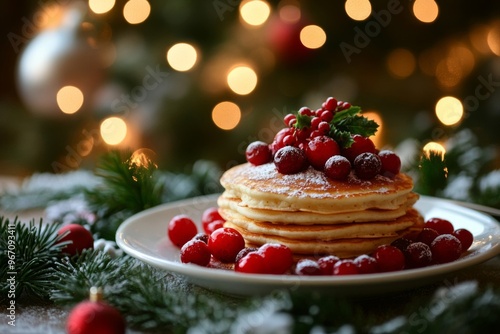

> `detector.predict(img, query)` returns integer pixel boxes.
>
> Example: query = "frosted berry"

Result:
[235,247,259,264]
[305,136,340,170]
[295,259,321,276]
[378,150,401,177]
[246,141,272,166]
[274,146,309,174]
[342,135,376,162]
[258,243,293,274]
[391,238,412,252]
[416,228,440,246]
[354,152,382,180]
[405,242,433,268]
[333,260,359,275]
[208,227,245,263]
[354,255,378,274]
[373,245,405,272]
[431,234,462,263]
[317,255,340,275]
[453,228,473,251]
[235,252,267,274]
[425,218,454,235]
[193,232,209,244]
[57,224,94,257]
[324,155,351,180]
[180,239,211,266]
[168,215,198,248]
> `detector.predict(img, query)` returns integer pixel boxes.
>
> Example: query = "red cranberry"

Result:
[168,215,198,248]
[305,136,340,170]
[317,255,340,275]
[235,252,267,274]
[258,243,293,275]
[295,259,321,276]
[298,107,313,116]
[378,150,401,177]
[342,135,376,162]
[353,152,382,180]
[202,207,224,234]
[322,97,338,111]
[208,227,245,263]
[354,255,378,274]
[431,234,462,263]
[324,155,351,180]
[453,229,473,251]
[270,128,294,155]
[246,141,272,166]
[205,220,224,235]
[284,113,296,127]
[274,146,309,174]
[180,239,211,266]
[425,218,454,235]
[373,245,405,272]
[405,242,433,268]
[333,260,359,275]
[416,228,440,246]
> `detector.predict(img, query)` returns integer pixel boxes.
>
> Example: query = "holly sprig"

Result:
[329,106,379,147]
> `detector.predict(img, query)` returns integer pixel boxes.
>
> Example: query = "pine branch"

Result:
[415,150,448,196]
[50,250,250,332]
[0,217,67,302]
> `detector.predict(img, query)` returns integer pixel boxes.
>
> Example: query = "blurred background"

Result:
[1,0,499,178]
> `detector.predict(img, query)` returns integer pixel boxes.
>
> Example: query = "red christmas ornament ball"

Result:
[66,300,126,334]
[57,224,94,256]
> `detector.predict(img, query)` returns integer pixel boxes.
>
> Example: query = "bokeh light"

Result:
[435,96,463,126]
[279,3,301,23]
[345,0,372,21]
[89,0,116,14]
[300,25,327,49]
[212,101,242,130]
[227,66,258,95]
[240,0,271,26]
[100,116,128,145]
[413,0,439,23]
[386,48,416,78]
[56,86,84,114]
[423,141,446,159]
[166,43,198,71]
[123,0,151,25]
[487,23,500,56]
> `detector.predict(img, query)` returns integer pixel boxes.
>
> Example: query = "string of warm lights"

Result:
[47,0,499,159]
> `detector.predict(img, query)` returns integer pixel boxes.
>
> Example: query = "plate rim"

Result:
[116,194,500,290]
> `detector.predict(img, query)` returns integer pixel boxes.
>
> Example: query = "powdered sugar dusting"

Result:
[227,163,398,199]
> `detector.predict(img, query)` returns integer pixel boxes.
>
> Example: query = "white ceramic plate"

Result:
[116,195,500,296]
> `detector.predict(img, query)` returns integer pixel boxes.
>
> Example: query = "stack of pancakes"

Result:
[218,163,424,259]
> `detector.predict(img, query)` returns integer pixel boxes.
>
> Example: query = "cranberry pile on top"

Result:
[245,97,401,180]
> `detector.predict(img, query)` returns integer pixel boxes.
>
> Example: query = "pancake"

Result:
[224,209,424,258]
[218,193,419,225]
[220,207,419,240]
[220,163,415,214]
[218,162,423,258]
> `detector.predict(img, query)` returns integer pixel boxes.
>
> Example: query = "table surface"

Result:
[1,177,499,334]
